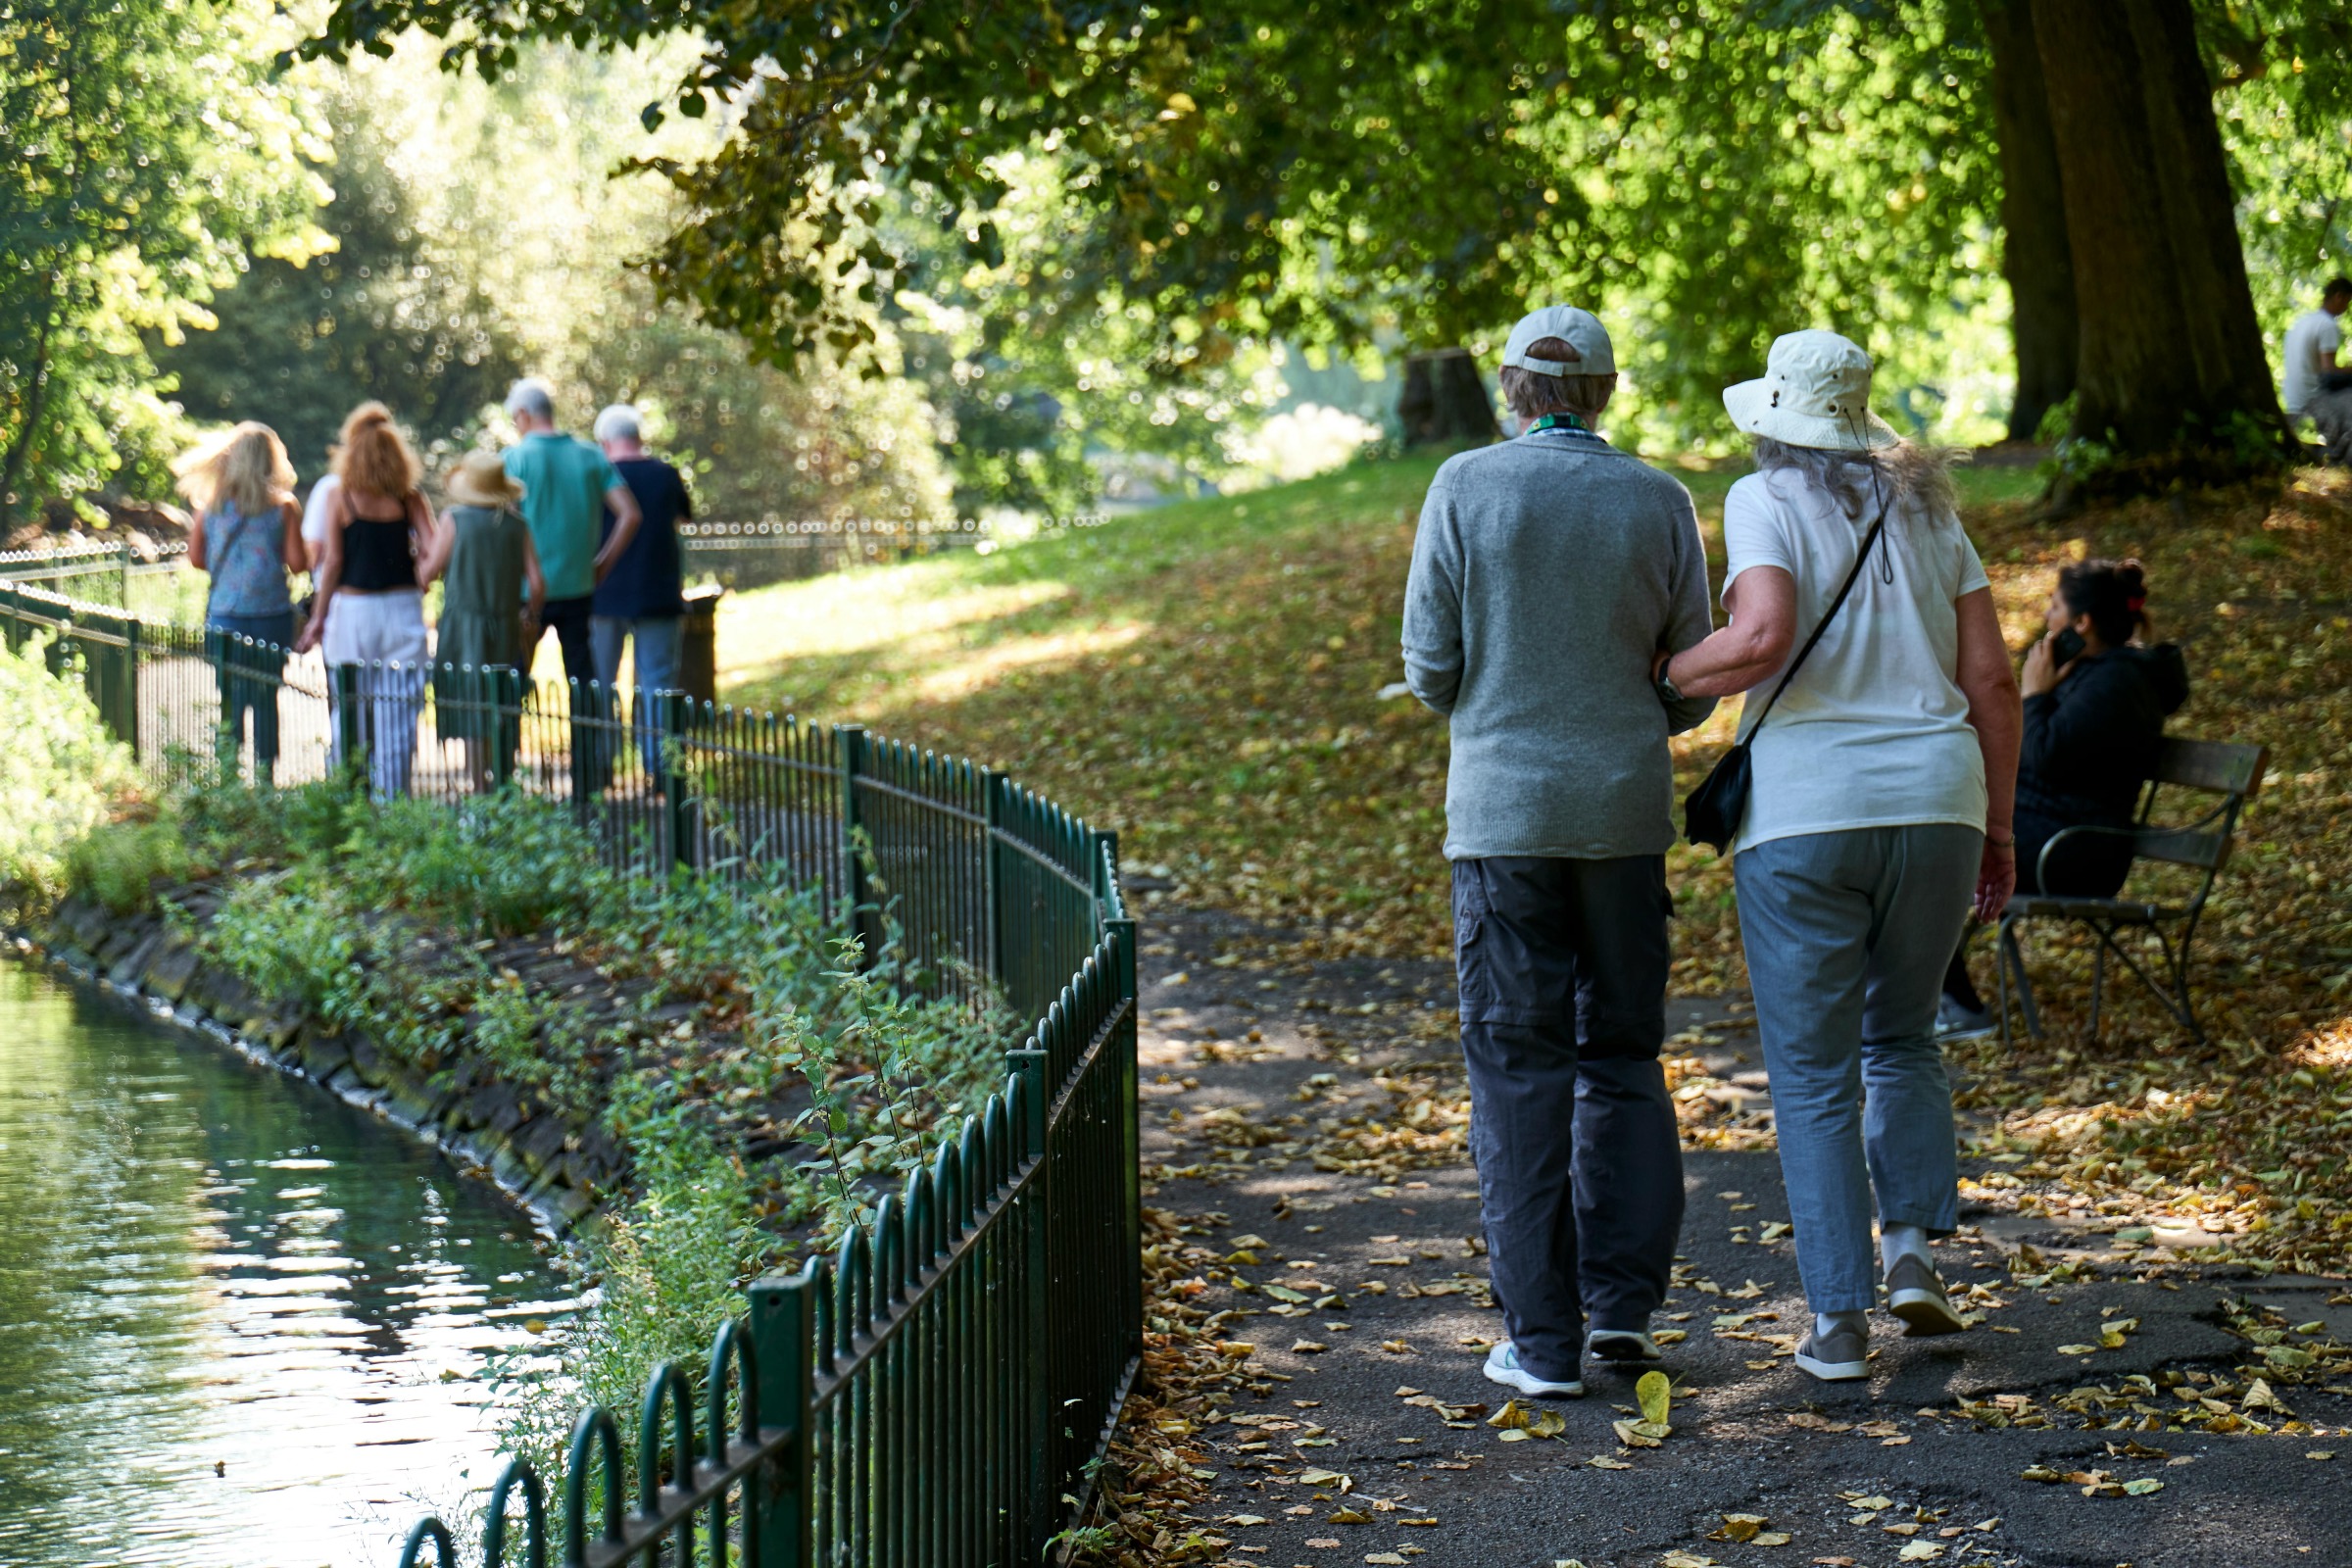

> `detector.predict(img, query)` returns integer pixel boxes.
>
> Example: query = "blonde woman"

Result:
[175,422,305,784]
[294,403,442,794]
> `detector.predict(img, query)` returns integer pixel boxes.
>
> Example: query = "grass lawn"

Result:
[715,449,2045,984]
[716,448,2352,1267]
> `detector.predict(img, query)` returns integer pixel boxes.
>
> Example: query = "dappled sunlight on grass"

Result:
[910,621,1149,702]
[719,569,1074,672]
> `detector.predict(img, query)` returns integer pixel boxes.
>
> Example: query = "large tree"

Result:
[303,0,2345,483]
[0,0,325,530]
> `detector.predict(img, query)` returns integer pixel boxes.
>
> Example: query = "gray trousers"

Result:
[1453,856,1685,1382]
[1734,824,1978,1314]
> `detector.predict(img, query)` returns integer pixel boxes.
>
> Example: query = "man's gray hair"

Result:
[504,377,556,421]
[592,403,643,443]
[1498,337,1616,422]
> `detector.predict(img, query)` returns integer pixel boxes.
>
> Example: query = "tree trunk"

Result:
[1982,0,2078,442]
[1397,348,1498,448]
[2031,0,2290,491]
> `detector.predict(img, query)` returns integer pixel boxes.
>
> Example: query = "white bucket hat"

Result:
[1722,329,1898,451]
[1501,305,1616,376]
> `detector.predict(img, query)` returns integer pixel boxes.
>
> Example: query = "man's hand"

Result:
[1974,838,2017,923]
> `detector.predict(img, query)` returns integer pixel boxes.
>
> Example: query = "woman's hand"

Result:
[1974,837,2018,923]
[2020,633,2076,698]
[292,616,323,656]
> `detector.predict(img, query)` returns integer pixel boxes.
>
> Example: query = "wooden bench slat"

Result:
[2151,737,2268,799]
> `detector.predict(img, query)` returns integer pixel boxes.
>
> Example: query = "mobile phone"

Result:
[2051,627,2086,665]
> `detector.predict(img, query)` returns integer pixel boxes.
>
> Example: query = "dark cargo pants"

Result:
[1453,855,1686,1382]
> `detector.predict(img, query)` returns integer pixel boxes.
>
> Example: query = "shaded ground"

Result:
[1118,909,2352,1568]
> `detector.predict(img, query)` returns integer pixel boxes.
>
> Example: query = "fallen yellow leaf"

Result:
[1637,1369,1672,1428]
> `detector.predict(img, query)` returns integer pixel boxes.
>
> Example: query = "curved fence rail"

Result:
[0,582,1140,1567]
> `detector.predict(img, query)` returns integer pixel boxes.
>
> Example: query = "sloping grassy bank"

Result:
[718,454,2352,1268]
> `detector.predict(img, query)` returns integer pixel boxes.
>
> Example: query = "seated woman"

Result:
[1939,559,2189,1036]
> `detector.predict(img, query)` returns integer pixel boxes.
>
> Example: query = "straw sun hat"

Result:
[445,450,526,509]
[1722,329,1898,451]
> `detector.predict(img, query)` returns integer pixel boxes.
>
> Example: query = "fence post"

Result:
[1101,831,1144,1356]
[980,767,1005,986]
[750,1268,814,1568]
[122,615,143,764]
[492,666,519,791]
[1004,1047,1054,1550]
[835,723,868,957]
[664,689,695,872]
[332,662,366,789]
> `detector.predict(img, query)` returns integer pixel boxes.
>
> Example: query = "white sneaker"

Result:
[1585,1328,1663,1364]
[1935,995,1995,1041]
[1484,1340,1585,1398]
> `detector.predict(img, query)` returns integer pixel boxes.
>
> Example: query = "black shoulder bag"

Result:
[1682,508,1888,854]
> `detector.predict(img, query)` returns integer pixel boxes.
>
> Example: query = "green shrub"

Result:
[0,635,143,916]
[63,818,192,914]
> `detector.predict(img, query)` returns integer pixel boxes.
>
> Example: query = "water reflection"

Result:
[0,958,573,1567]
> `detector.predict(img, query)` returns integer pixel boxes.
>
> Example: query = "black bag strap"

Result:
[1742,507,1888,737]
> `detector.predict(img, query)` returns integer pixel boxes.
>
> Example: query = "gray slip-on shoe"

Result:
[1935,995,1996,1041]
[1793,1322,1871,1382]
[1886,1253,1969,1335]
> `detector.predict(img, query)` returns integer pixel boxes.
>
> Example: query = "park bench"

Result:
[1994,736,2269,1047]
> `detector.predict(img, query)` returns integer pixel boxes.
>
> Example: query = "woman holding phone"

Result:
[1937,560,2189,1036]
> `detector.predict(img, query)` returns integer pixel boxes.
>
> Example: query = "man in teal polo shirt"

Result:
[502,377,642,687]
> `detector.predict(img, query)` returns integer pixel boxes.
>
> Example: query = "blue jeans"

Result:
[206,610,294,782]
[591,614,684,779]
[1734,824,1979,1315]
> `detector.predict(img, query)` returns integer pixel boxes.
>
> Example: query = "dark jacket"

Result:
[2017,643,2190,828]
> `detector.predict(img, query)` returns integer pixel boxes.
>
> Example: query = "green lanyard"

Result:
[1526,413,1600,439]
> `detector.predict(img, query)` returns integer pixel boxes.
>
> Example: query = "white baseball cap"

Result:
[1501,306,1616,377]
[1721,330,1897,451]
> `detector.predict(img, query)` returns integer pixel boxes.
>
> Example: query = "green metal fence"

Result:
[0,583,1141,1567]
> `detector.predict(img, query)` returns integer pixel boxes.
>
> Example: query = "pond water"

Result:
[0,956,573,1568]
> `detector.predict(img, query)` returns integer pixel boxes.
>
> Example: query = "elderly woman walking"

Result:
[1653,331,2021,1381]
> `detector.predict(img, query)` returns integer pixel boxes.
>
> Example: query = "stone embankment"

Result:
[32,888,626,1239]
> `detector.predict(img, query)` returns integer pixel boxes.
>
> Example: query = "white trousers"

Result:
[321,590,428,796]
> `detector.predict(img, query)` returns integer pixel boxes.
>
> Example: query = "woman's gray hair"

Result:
[1751,435,1960,519]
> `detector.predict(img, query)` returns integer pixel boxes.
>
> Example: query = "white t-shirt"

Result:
[2283,308,2342,417]
[1722,468,1991,854]
[301,473,342,551]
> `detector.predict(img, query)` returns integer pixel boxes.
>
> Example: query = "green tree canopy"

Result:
[1,0,328,530]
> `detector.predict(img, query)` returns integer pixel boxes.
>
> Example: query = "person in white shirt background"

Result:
[2280,276,2351,423]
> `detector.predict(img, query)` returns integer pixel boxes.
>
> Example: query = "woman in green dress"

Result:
[423,451,545,790]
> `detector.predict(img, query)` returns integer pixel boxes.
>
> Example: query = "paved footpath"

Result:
[1130,908,2352,1568]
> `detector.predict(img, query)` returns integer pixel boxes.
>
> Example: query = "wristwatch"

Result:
[1655,655,1686,705]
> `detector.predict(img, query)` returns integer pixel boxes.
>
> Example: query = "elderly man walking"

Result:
[591,402,693,780]
[1402,307,1716,1397]
[501,377,642,688]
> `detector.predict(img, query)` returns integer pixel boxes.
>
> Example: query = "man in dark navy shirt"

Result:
[590,403,692,777]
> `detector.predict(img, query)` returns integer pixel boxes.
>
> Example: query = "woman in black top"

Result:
[1940,559,2189,1034]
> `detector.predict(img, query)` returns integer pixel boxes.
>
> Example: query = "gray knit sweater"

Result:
[1402,434,1717,860]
